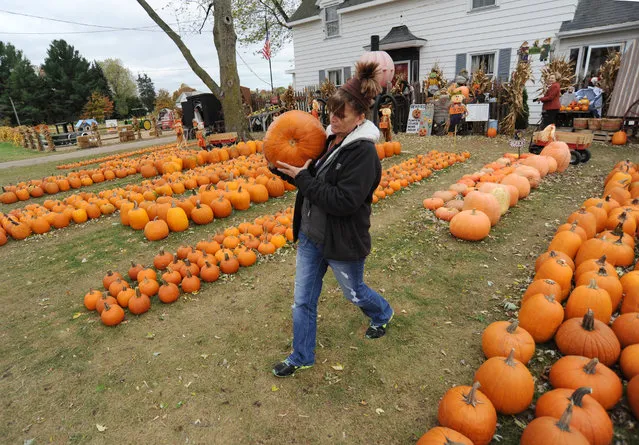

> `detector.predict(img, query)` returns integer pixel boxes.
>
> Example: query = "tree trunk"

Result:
[213,0,249,140]
[136,0,249,139]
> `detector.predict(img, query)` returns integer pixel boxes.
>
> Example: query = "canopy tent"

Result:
[608,39,639,118]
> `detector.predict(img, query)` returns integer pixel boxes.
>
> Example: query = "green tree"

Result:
[137,73,156,112]
[136,0,300,139]
[42,39,94,122]
[99,58,137,117]
[154,88,174,112]
[81,92,114,121]
[0,41,48,125]
[88,61,113,99]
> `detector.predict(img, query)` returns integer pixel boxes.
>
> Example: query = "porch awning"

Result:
[363,25,427,51]
[608,39,639,117]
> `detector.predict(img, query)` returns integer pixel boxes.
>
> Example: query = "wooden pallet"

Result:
[592,130,614,143]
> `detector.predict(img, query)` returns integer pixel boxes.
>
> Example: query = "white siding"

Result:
[291,0,579,124]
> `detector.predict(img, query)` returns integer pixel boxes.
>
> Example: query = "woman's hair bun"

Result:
[355,61,383,100]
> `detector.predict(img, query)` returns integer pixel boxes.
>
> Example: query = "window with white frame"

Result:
[325,6,339,37]
[471,0,496,9]
[327,68,343,86]
[470,52,496,76]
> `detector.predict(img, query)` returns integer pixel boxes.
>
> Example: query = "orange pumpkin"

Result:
[486,127,497,138]
[262,110,327,167]
[611,130,627,145]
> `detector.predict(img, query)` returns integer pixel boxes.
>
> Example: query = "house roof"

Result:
[289,0,376,23]
[363,25,426,50]
[559,0,639,33]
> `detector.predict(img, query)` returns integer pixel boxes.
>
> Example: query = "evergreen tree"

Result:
[42,39,93,122]
[88,61,113,99]
[0,41,48,125]
[137,73,156,112]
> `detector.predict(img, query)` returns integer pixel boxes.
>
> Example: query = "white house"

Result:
[287,0,639,124]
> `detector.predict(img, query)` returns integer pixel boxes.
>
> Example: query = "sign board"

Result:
[406,104,434,135]
[105,119,118,133]
[465,104,490,122]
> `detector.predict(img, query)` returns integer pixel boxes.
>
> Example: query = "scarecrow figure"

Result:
[540,37,552,62]
[132,117,142,140]
[378,105,393,142]
[91,121,102,146]
[518,41,530,63]
[174,120,186,148]
[310,99,320,120]
[448,89,467,135]
[195,120,207,150]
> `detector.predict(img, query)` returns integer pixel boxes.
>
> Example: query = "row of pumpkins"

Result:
[85,146,468,326]
[55,140,198,170]
[0,152,291,244]
[85,207,296,326]
[0,141,263,205]
[417,160,639,444]
[423,141,572,241]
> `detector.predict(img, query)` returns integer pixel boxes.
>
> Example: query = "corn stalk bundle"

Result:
[538,57,575,93]
[319,79,337,100]
[598,51,621,115]
[281,85,296,111]
[471,67,492,97]
[500,61,533,135]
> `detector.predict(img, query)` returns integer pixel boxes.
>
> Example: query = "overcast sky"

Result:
[0,0,295,94]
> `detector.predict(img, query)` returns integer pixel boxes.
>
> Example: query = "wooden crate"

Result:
[533,131,593,149]
[593,130,614,143]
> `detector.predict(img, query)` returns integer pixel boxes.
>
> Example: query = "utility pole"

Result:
[9,96,21,126]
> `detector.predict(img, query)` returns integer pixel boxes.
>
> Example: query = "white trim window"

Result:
[470,0,496,9]
[327,68,343,86]
[324,5,340,37]
[470,52,497,77]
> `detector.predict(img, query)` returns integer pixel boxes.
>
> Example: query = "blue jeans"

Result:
[287,232,393,366]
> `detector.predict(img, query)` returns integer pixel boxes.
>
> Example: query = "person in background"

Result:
[271,61,394,378]
[588,77,604,117]
[535,73,561,129]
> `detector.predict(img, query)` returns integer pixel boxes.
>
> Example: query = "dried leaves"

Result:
[500,61,533,135]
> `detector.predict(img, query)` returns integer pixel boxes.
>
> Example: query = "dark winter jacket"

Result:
[276,121,382,261]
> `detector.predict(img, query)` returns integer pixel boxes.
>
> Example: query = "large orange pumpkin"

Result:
[541,141,571,172]
[263,110,326,167]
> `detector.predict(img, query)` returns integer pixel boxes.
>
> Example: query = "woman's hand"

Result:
[276,159,312,178]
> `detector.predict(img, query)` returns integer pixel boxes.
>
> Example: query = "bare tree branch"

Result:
[257,0,292,29]
[136,0,221,97]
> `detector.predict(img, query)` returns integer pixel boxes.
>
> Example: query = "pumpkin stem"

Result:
[595,255,607,266]
[596,266,608,277]
[612,223,625,237]
[544,294,556,303]
[463,381,482,407]
[103,302,111,311]
[587,279,599,290]
[506,320,519,334]
[569,387,593,408]
[556,402,575,432]
[581,309,595,331]
[504,348,517,367]
[583,357,599,374]
[549,250,559,258]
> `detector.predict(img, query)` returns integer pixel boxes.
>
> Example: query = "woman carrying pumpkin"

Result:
[272,61,394,378]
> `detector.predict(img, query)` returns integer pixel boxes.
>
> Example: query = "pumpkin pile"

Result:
[423,146,571,241]
[417,160,639,443]
[83,207,294,326]
[373,150,470,204]
[0,152,291,244]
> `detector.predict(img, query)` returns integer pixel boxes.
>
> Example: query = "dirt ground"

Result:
[0,133,637,444]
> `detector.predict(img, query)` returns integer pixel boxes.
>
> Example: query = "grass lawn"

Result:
[0,134,638,444]
[0,142,63,162]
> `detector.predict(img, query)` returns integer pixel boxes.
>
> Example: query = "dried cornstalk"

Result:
[598,51,621,116]
[281,85,296,111]
[319,79,337,100]
[500,61,533,135]
[538,57,575,93]
[471,67,492,97]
